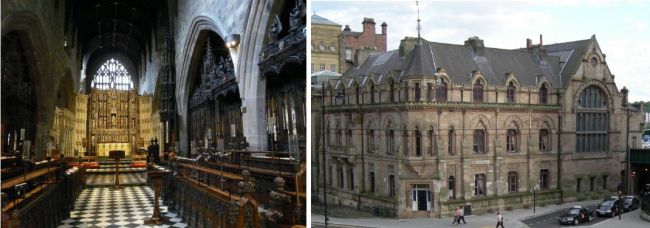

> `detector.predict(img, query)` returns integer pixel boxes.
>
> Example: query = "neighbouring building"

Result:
[315,35,644,218]
[340,18,387,72]
[312,14,341,73]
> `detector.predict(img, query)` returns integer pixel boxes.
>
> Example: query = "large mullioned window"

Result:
[576,86,608,152]
[91,58,133,90]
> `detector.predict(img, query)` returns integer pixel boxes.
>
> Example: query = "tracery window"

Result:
[576,86,608,152]
[91,58,133,90]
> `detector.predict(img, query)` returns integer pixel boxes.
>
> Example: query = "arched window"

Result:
[539,128,550,152]
[539,84,548,104]
[336,127,342,145]
[507,81,516,103]
[347,128,353,146]
[576,86,608,152]
[508,172,518,192]
[473,80,484,102]
[448,127,455,155]
[437,81,448,101]
[427,83,433,101]
[506,129,518,153]
[415,126,422,157]
[473,129,486,154]
[448,176,456,199]
[91,58,133,90]
[388,129,395,155]
[414,82,421,101]
[404,82,409,101]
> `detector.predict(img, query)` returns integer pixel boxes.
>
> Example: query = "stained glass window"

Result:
[91,58,133,90]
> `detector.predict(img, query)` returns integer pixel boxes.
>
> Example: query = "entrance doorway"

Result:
[411,184,431,211]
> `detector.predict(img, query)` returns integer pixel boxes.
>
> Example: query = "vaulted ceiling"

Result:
[70,0,166,90]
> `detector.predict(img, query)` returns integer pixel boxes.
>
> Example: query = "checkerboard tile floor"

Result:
[85,173,147,186]
[58,186,186,228]
[86,167,147,173]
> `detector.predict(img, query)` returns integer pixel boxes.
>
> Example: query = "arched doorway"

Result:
[1,31,38,158]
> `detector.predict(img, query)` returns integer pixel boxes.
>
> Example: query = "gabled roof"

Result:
[544,38,592,88]
[312,14,340,26]
[341,36,600,89]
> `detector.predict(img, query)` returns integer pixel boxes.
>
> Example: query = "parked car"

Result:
[641,184,650,197]
[596,198,621,217]
[558,206,594,225]
[622,196,640,212]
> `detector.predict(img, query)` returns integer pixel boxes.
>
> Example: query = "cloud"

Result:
[312,0,650,101]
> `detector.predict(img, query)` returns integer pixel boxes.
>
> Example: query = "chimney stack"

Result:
[539,34,543,46]
[362,17,376,34]
[381,22,388,35]
[526,38,532,48]
[465,36,485,56]
[343,25,351,31]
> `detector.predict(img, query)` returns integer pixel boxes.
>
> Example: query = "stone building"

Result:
[311,14,341,73]
[316,35,644,218]
[340,17,387,72]
[2,0,306,227]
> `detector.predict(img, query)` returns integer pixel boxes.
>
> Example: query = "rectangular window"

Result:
[603,175,608,190]
[338,166,344,188]
[387,130,395,154]
[347,129,353,146]
[414,82,421,101]
[577,177,582,193]
[540,169,549,190]
[368,130,375,153]
[508,172,518,193]
[345,49,352,60]
[590,176,595,192]
[448,176,456,199]
[475,174,486,196]
[506,129,518,153]
[369,163,376,193]
[348,168,355,190]
[328,165,333,186]
[331,64,336,72]
[388,165,396,197]
[404,82,409,101]
[320,64,325,71]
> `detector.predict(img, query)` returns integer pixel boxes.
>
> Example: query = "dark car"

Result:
[641,184,650,197]
[558,206,594,225]
[596,199,621,217]
[622,196,640,212]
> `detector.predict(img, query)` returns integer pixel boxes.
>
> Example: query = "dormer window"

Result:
[507,82,516,103]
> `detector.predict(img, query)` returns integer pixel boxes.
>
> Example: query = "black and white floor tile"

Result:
[58,186,186,228]
[85,173,147,186]
[86,167,147,173]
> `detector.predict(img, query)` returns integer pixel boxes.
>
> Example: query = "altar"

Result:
[96,143,131,157]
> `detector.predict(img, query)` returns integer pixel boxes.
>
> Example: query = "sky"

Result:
[311,0,650,102]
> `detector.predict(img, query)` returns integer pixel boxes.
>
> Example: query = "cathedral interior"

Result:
[1,0,306,227]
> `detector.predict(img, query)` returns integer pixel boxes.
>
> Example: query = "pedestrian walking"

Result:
[496,212,504,228]
[452,207,460,224]
[458,206,466,224]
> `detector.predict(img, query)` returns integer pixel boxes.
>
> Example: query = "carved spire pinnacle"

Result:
[416,1,422,44]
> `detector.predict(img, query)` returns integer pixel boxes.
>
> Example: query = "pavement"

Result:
[312,199,650,228]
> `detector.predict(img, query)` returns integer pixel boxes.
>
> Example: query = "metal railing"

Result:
[312,200,397,218]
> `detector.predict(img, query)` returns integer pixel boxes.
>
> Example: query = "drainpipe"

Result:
[557,91,563,203]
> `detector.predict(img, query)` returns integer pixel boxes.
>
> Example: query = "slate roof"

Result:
[340,36,595,89]
[312,14,340,26]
